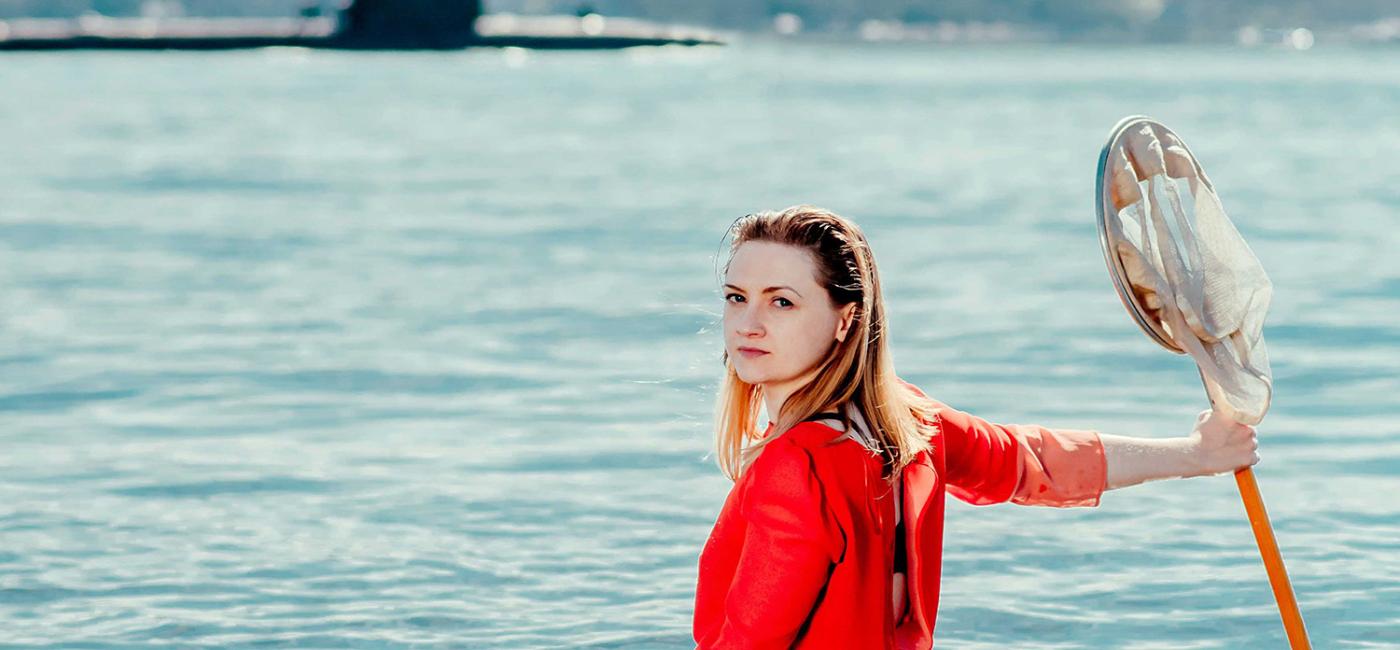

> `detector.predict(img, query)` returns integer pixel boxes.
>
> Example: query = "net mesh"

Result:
[1104,122,1273,425]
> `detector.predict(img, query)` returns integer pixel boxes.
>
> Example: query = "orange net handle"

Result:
[1234,466,1311,649]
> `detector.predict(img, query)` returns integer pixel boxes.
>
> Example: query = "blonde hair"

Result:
[714,205,937,482]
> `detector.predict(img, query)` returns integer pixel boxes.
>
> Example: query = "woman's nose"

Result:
[734,306,764,336]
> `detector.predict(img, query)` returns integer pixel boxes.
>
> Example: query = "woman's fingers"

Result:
[1234,423,1260,468]
[1190,410,1262,474]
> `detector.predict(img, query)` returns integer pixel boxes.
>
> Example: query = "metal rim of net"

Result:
[1095,114,1195,356]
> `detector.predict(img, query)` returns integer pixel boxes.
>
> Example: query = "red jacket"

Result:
[693,381,1107,649]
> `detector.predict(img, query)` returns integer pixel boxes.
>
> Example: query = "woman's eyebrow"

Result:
[723,283,803,298]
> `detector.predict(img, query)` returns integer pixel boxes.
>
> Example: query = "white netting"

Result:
[1104,122,1273,425]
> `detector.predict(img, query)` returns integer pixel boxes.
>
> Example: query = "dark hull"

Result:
[0,16,722,51]
[0,36,719,50]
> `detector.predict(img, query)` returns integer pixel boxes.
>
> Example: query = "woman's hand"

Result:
[1186,408,1261,477]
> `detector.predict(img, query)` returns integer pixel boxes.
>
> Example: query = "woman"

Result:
[692,205,1260,649]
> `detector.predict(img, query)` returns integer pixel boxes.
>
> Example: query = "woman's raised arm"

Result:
[897,378,1108,508]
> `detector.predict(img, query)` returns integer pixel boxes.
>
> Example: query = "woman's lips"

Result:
[736,347,769,358]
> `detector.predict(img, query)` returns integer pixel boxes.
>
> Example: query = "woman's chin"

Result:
[732,366,767,386]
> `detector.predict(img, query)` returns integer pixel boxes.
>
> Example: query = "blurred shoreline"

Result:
[3,0,1399,47]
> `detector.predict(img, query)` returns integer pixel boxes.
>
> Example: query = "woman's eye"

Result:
[724,293,790,308]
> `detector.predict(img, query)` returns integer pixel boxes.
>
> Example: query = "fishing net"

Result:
[1097,118,1273,425]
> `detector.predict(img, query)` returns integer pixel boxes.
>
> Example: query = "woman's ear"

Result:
[835,303,857,342]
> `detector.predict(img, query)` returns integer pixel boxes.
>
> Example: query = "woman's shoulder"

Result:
[736,428,848,559]
[778,421,872,458]
[739,424,863,485]
[737,433,827,514]
[751,424,835,468]
[770,422,911,482]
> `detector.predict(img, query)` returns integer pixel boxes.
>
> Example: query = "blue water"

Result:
[1,41,1397,648]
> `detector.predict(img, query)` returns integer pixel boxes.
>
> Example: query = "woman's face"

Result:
[723,241,855,390]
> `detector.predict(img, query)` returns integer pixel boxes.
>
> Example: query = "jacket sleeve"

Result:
[707,438,841,649]
[939,404,1108,508]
